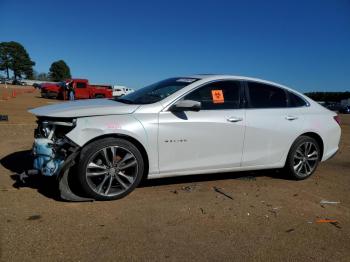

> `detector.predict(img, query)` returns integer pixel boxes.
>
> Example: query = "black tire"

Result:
[95,94,105,99]
[77,138,144,200]
[284,135,321,180]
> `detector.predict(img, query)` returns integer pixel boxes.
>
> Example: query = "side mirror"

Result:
[169,100,201,112]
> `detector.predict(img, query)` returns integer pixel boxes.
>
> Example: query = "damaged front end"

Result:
[23,117,92,201]
[32,117,78,176]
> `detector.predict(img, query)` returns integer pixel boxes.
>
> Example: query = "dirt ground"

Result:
[0,85,349,261]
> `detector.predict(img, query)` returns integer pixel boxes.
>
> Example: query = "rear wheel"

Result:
[285,136,320,180]
[77,138,144,200]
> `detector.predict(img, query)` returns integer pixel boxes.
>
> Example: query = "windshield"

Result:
[115,77,198,104]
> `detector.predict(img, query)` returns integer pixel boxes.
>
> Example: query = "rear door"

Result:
[158,80,246,174]
[242,81,304,167]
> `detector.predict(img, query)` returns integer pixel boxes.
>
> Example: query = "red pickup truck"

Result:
[41,79,113,100]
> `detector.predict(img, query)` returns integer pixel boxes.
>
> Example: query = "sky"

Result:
[0,0,349,92]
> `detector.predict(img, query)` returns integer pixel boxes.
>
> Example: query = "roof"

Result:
[187,74,292,90]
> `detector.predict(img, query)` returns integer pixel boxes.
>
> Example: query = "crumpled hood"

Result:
[29,99,140,118]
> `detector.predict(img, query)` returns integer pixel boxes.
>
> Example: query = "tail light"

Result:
[333,115,341,126]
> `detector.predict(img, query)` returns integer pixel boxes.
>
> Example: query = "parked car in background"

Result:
[12,79,27,86]
[324,102,342,112]
[339,106,350,114]
[5,78,12,84]
[112,85,134,97]
[29,75,341,201]
[40,82,62,98]
[33,83,42,89]
[40,79,113,100]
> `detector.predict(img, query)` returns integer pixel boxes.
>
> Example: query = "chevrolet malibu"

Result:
[29,75,341,201]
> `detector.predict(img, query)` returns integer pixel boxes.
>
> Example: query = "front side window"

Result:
[183,81,241,110]
[115,78,198,104]
[247,82,287,108]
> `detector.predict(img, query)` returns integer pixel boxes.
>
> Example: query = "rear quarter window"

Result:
[288,91,307,107]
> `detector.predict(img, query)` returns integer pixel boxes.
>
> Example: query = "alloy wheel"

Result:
[293,141,319,177]
[85,146,138,197]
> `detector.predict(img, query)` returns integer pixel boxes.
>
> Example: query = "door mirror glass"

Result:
[169,100,201,112]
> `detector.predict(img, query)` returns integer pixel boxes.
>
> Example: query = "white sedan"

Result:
[29,75,341,201]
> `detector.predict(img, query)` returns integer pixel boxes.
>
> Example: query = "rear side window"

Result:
[247,82,287,108]
[288,91,307,107]
[184,81,241,110]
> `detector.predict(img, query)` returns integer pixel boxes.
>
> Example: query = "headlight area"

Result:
[32,117,80,177]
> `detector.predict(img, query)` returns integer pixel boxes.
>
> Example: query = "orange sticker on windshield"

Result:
[211,90,224,104]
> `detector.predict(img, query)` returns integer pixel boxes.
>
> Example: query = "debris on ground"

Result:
[285,228,295,233]
[320,200,340,205]
[170,190,178,194]
[27,215,41,221]
[268,210,277,217]
[181,184,198,192]
[316,219,341,229]
[330,221,342,229]
[200,208,206,214]
[213,186,233,200]
[0,115,8,121]
[316,219,338,223]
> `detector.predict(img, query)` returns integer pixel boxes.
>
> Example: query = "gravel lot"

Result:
[1,86,349,261]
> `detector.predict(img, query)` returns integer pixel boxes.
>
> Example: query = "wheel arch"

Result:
[296,132,324,160]
[81,134,149,179]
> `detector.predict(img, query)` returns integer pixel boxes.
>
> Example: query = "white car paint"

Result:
[29,75,341,179]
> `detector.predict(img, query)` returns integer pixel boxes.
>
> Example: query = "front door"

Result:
[74,81,89,99]
[158,80,246,174]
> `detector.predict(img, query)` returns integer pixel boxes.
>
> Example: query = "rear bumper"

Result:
[322,147,339,162]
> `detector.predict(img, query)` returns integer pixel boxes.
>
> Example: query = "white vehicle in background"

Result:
[112,85,134,97]
[28,75,341,201]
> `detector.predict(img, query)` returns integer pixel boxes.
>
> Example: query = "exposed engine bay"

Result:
[23,117,92,201]
[33,117,79,176]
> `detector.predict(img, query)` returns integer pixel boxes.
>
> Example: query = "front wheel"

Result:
[77,138,144,200]
[285,136,321,180]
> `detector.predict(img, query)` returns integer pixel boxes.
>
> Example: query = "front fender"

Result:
[66,115,147,148]
[65,114,159,176]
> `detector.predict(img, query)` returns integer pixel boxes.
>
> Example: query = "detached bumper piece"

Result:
[31,138,92,202]
[23,117,94,201]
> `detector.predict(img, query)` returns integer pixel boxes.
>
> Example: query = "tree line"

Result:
[0,41,71,82]
[304,92,350,102]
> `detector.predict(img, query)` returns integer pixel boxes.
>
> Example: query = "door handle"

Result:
[227,116,243,122]
[285,115,298,121]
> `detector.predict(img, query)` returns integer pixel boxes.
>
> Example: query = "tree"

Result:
[37,72,50,81]
[0,42,11,78]
[304,92,350,102]
[49,60,71,81]
[0,41,35,79]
